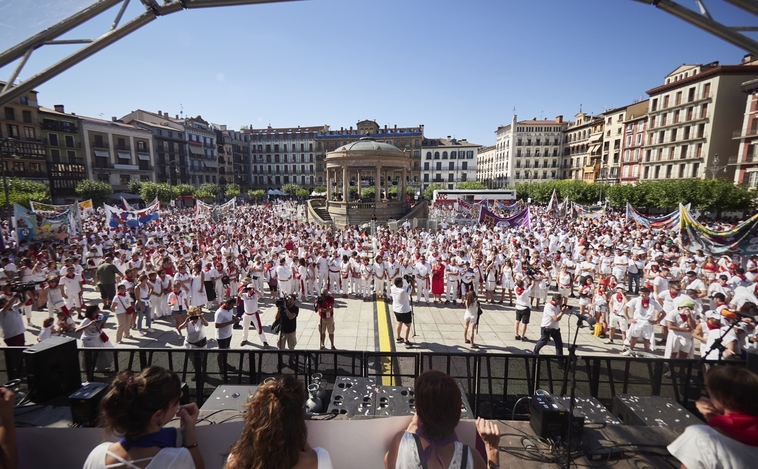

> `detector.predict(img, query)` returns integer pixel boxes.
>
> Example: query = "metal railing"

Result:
[0,348,727,418]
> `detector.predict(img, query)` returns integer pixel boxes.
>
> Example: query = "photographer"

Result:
[275,294,299,350]
[514,277,533,342]
[315,288,336,350]
[391,277,413,347]
[533,293,567,356]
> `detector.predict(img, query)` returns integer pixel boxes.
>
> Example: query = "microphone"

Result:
[721,309,758,322]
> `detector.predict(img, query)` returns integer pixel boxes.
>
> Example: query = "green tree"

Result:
[455,181,486,190]
[76,180,113,207]
[423,183,446,201]
[225,183,241,199]
[248,189,266,202]
[281,183,302,196]
[361,186,375,199]
[174,184,196,197]
[194,187,215,200]
[139,182,173,203]
[127,180,143,195]
[198,183,220,196]
[295,188,309,198]
[313,185,327,194]
[0,178,50,209]
[348,186,359,200]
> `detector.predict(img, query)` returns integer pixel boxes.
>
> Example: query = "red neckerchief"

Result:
[615,293,624,302]
[738,274,747,281]
[66,274,74,279]
[515,287,524,296]
[641,298,650,309]
[679,313,688,322]
[706,322,720,330]
[117,292,126,297]
[708,413,758,446]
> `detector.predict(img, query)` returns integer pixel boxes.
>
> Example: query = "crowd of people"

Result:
[0,199,756,363]
[0,197,756,467]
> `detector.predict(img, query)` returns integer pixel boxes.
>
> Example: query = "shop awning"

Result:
[137,154,150,161]
[204,160,218,169]
[588,133,602,143]
[188,146,204,155]
[94,150,109,158]
[117,152,131,160]
[588,144,601,153]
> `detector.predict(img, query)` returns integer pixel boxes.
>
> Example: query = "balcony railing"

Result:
[733,129,758,139]
[4,171,47,179]
[41,122,78,133]
[92,142,109,149]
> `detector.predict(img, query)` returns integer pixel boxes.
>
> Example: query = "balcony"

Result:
[41,122,78,133]
[115,145,131,152]
[5,171,47,179]
[92,141,109,149]
[733,129,758,140]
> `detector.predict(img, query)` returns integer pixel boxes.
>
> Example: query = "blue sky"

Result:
[0,0,752,147]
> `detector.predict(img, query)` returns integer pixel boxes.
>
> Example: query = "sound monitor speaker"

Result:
[24,336,81,402]
[70,382,108,426]
[747,349,758,375]
[612,394,700,435]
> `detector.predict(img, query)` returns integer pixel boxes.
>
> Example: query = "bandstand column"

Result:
[401,167,407,203]
[326,168,332,200]
[375,165,381,203]
[357,171,361,196]
[342,166,348,201]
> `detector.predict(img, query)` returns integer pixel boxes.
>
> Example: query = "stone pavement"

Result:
[20,282,650,358]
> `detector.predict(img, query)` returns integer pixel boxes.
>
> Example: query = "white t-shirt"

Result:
[214,306,234,340]
[83,442,194,469]
[391,285,411,314]
[668,424,758,469]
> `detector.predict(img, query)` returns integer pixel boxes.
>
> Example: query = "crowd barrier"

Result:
[2,347,727,417]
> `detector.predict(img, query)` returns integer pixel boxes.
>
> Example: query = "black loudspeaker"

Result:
[70,382,108,426]
[24,336,81,402]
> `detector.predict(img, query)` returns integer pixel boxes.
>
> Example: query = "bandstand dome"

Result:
[334,140,402,152]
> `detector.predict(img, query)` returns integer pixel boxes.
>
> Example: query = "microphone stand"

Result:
[561,314,586,469]
[698,319,739,366]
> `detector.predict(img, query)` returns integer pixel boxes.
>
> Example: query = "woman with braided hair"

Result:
[225,374,333,469]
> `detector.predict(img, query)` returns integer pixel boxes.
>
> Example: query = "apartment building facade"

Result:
[476,145,498,188]
[175,116,218,187]
[0,81,48,186]
[39,105,86,203]
[641,61,758,181]
[420,137,479,192]
[81,116,155,191]
[732,78,758,186]
[599,106,627,184]
[495,115,566,186]
[563,112,599,180]
[619,100,649,184]
[227,129,251,191]
[122,110,189,186]
[248,125,322,189]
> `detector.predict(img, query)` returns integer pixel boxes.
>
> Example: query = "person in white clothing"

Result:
[413,257,431,304]
[514,278,533,341]
[238,285,268,348]
[622,287,664,355]
[667,365,758,469]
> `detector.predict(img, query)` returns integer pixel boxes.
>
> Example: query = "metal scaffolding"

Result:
[633,0,758,56]
[0,0,295,107]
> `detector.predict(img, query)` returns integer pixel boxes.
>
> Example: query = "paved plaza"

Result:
[20,282,645,358]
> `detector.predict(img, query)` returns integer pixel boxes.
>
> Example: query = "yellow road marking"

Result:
[375,295,395,386]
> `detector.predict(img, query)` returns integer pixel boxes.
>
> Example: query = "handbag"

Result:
[99,329,109,342]
[271,317,281,334]
[118,296,135,315]
[188,337,207,348]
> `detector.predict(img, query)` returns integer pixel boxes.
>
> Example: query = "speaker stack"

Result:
[23,336,81,403]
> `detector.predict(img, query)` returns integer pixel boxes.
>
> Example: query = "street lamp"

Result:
[707,153,726,179]
[167,159,178,207]
[0,137,21,227]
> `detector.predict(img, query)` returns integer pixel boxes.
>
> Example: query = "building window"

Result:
[22,126,34,139]
[120,174,130,185]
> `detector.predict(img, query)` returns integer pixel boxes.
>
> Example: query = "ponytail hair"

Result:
[98,366,182,440]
